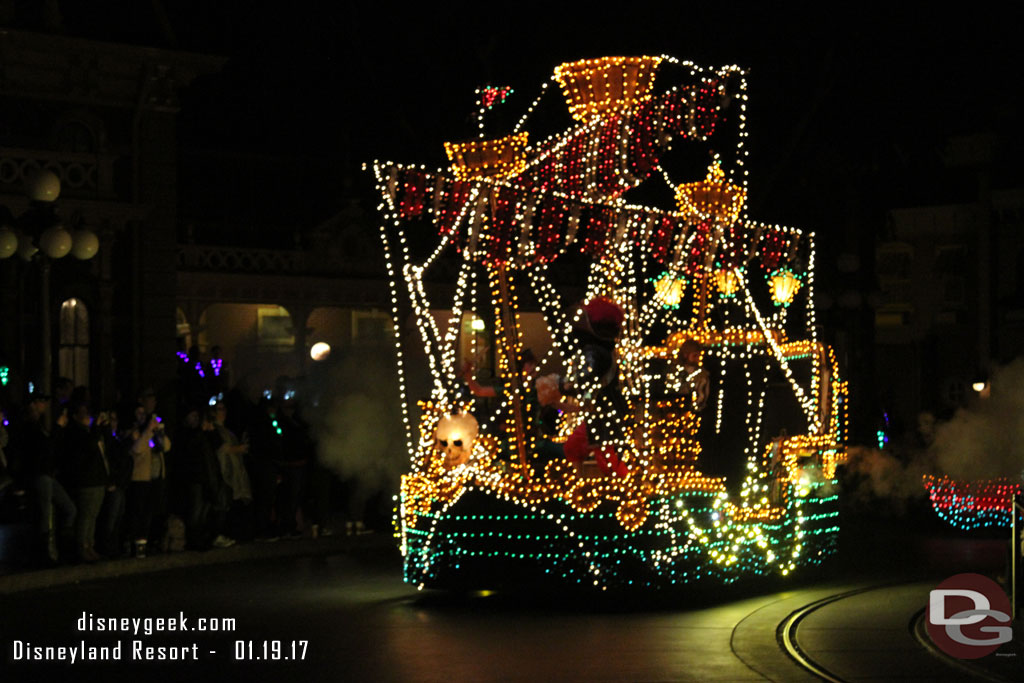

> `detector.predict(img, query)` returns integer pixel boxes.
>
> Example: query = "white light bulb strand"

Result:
[372,161,417,462]
[740,271,817,426]
[513,79,552,134]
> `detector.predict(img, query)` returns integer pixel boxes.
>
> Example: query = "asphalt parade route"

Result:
[0,530,1020,682]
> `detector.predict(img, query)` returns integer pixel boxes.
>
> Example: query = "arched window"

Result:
[176,307,192,348]
[59,298,89,388]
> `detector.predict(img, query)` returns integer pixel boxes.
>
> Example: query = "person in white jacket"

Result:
[127,405,171,558]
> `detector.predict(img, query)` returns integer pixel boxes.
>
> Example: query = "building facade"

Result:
[874,134,1024,424]
[0,28,222,409]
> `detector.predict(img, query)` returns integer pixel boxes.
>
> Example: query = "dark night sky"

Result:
[43,3,1024,241]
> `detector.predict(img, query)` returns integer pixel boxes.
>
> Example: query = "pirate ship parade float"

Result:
[370,56,849,591]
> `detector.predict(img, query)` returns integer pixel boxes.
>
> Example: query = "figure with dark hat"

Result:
[559,297,630,475]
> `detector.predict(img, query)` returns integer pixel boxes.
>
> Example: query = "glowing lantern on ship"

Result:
[713,268,742,298]
[769,268,802,307]
[653,272,686,308]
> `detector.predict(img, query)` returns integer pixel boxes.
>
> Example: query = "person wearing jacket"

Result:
[64,402,109,562]
[127,406,170,558]
[212,403,251,502]
[10,391,77,564]
[96,408,131,557]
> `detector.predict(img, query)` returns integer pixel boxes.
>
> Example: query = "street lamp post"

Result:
[0,169,99,409]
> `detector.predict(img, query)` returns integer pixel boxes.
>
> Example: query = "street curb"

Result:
[910,605,1019,683]
[0,533,397,595]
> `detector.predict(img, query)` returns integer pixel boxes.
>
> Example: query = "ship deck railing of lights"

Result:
[398,329,847,522]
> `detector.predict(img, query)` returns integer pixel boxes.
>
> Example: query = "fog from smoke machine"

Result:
[310,347,406,498]
[845,358,1024,506]
[930,357,1024,481]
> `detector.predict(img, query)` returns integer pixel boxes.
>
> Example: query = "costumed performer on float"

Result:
[558,297,629,477]
[462,349,564,474]
[672,339,709,414]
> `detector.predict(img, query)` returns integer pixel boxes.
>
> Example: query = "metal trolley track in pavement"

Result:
[777,586,878,682]
[778,582,1013,683]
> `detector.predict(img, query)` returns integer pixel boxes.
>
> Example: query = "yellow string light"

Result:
[675,161,747,226]
[444,133,530,181]
[552,56,663,122]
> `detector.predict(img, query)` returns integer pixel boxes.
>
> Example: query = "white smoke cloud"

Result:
[844,358,1024,507]
[930,357,1024,481]
[844,444,936,507]
[307,347,406,501]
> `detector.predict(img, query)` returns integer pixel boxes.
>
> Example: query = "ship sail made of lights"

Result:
[368,55,848,591]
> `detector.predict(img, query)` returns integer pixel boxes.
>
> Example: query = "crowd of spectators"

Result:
[0,348,355,569]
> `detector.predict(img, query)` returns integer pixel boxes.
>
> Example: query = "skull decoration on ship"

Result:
[434,412,479,469]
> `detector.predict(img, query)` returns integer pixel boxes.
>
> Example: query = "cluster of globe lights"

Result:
[372,55,848,590]
[0,169,100,262]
